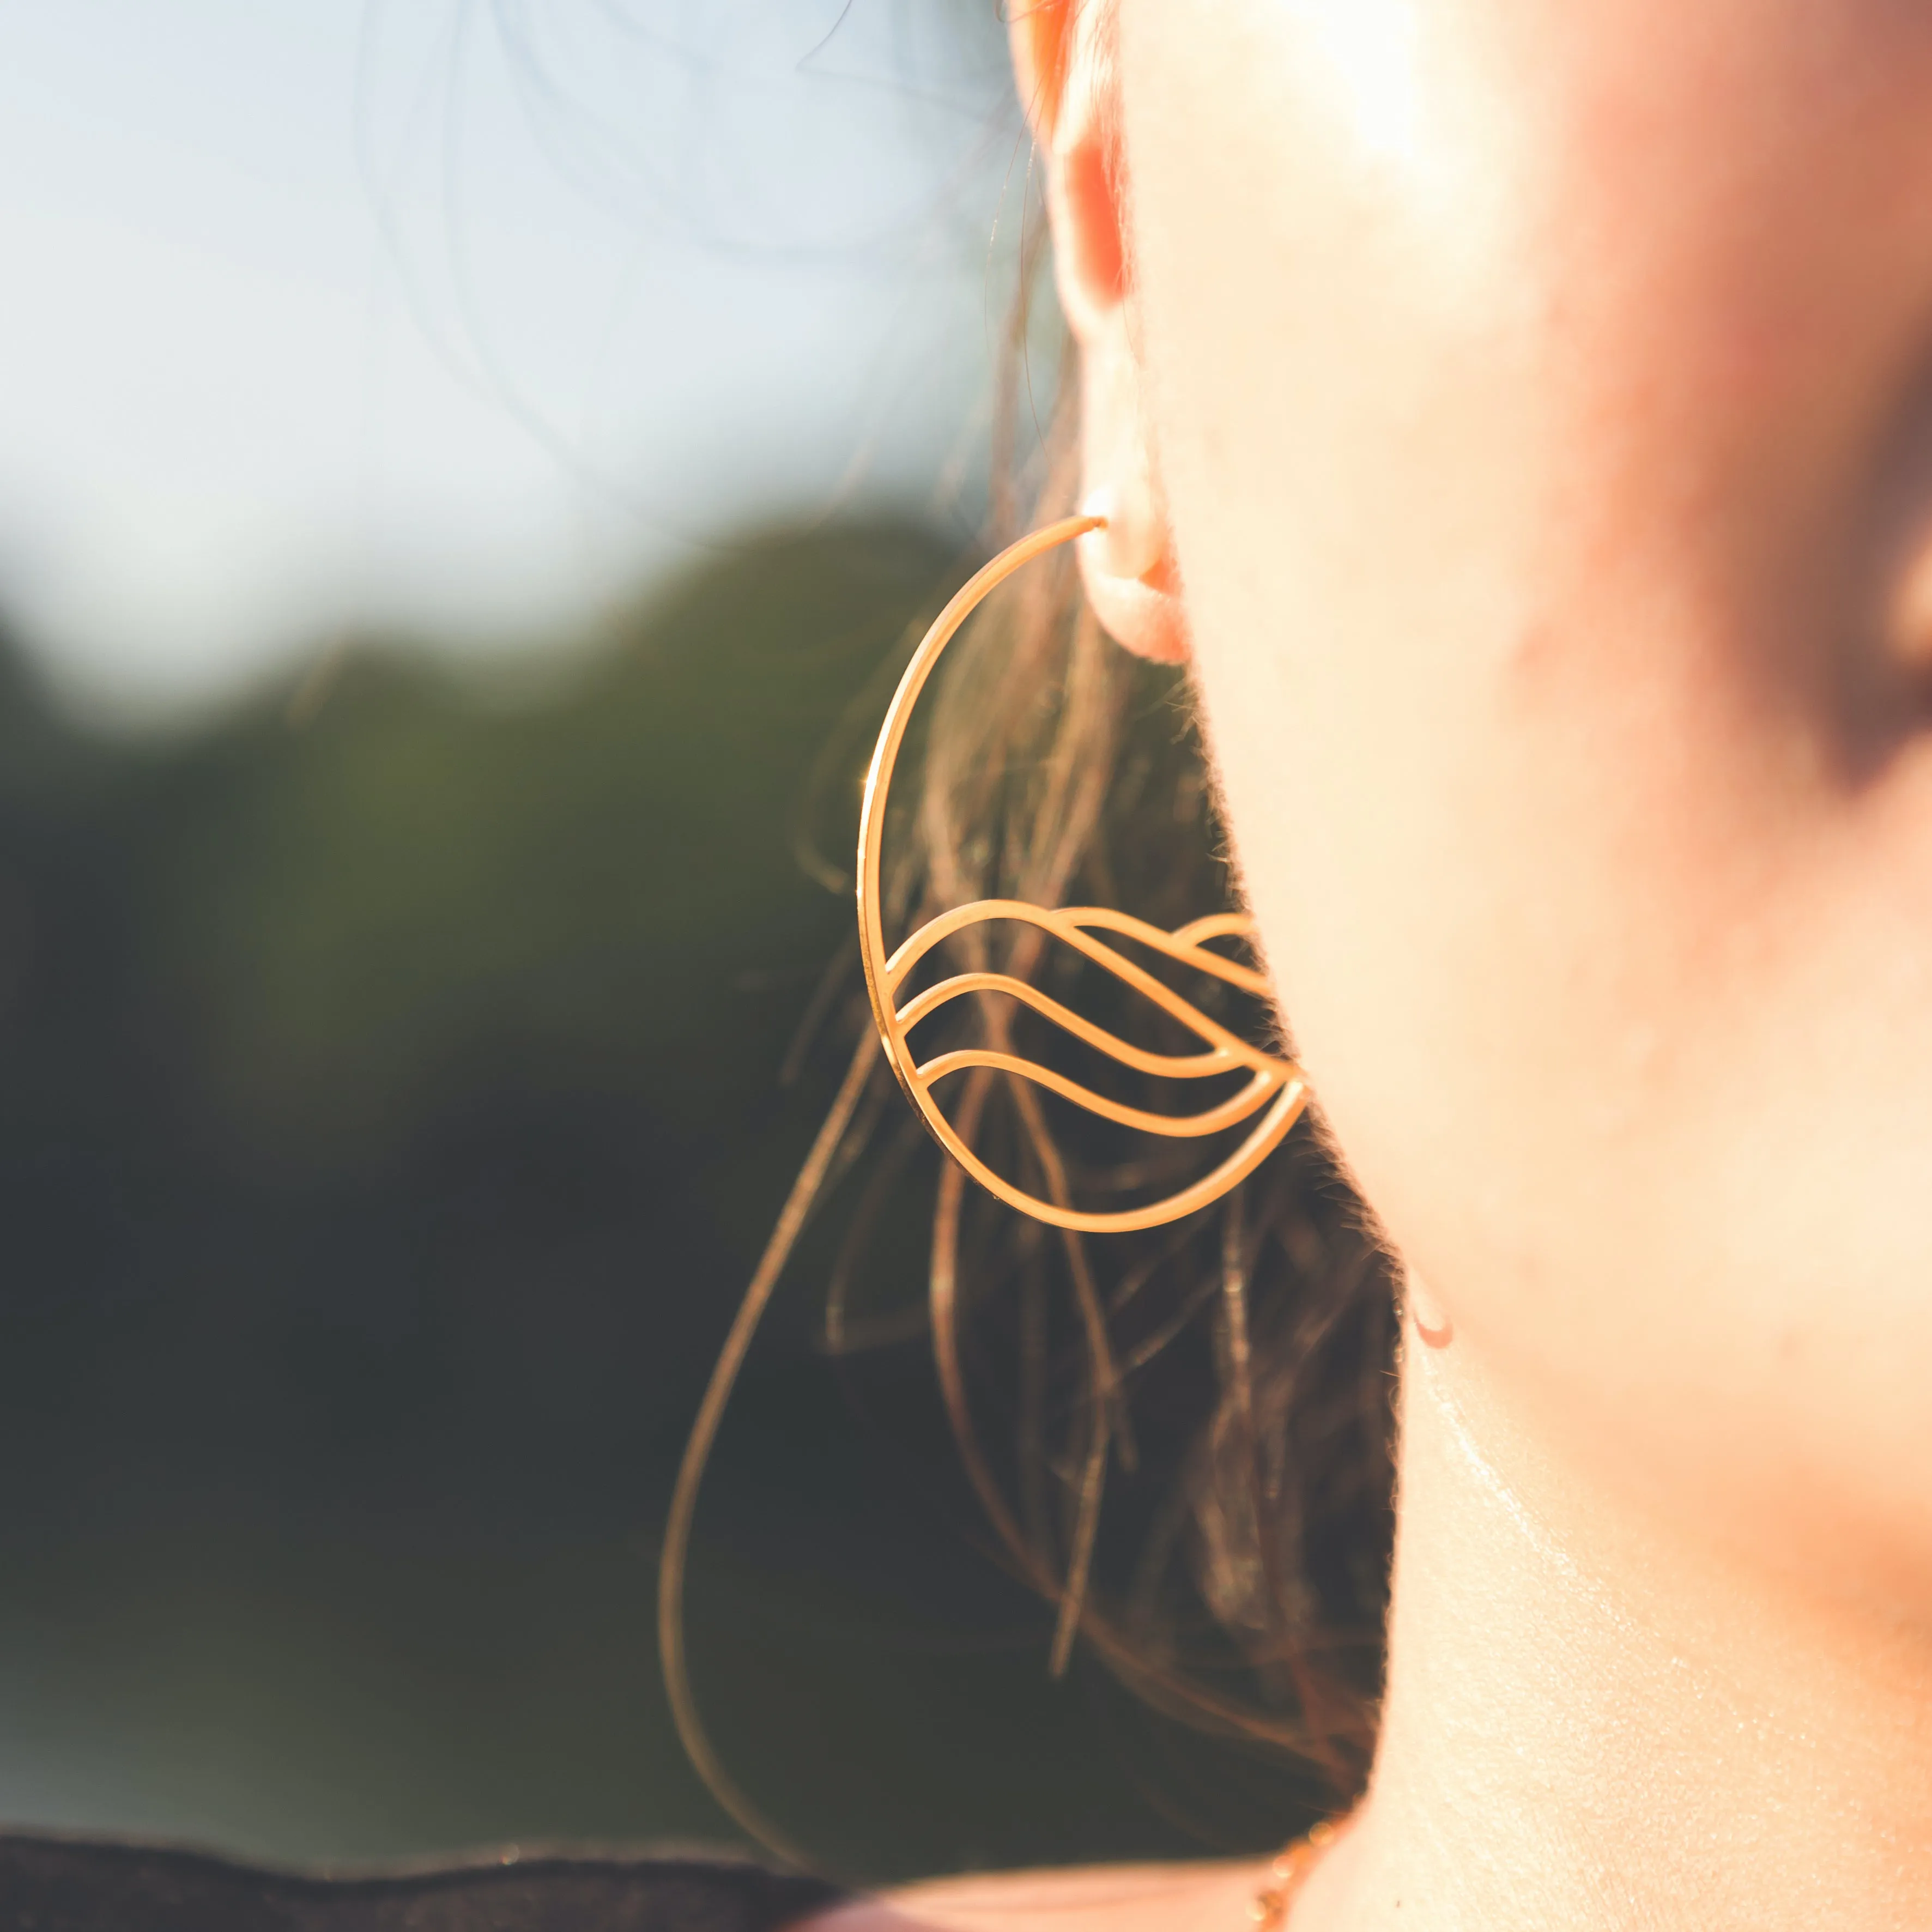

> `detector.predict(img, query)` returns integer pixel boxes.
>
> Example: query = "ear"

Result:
[1011,2,1189,664]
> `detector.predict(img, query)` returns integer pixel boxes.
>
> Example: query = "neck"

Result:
[1304,1333,1932,1931]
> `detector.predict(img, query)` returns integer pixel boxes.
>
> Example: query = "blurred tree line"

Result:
[0,525,1305,1880]
[0,527,941,1525]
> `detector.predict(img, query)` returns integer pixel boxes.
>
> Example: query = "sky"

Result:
[0,0,1028,721]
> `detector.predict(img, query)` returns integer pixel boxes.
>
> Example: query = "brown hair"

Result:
[659,51,1399,1872]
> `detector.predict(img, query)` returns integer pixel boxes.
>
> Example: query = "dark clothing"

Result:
[0,1836,844,1932]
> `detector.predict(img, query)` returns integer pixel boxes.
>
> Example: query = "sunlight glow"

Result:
[1292,0,1430,173]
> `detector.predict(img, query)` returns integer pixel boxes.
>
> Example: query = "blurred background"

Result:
[0,0,1306,1884]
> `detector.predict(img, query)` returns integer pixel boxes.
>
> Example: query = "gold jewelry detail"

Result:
[1251,1819,1341,1931]
[856,513,1310,1232]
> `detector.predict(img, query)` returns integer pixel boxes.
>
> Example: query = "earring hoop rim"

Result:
[856,513,1309,1234]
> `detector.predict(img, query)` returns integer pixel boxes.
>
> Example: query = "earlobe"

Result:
[1074,344,1190,661]
[1079,556,1192,664]
[1407,1271,1456,1349]
[1077,489,1191,664]
[1071,274,1189,663]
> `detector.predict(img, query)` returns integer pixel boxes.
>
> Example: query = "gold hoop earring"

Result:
[856,513,1310,1233]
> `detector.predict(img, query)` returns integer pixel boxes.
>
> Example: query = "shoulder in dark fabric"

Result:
[0,1834,846,1932]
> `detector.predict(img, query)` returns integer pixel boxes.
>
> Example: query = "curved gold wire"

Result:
[659,523,1329,1866]
[857,513,1310,1232]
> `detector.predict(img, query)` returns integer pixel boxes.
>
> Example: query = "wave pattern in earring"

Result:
[857,514,1310,1233]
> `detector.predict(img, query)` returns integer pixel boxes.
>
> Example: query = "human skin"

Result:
[1105,0,1932,1628]
[810,2,1932,1929]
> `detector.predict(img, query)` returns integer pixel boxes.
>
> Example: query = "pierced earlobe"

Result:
[1076,488,1192,663]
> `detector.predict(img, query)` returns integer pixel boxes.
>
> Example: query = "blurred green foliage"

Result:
[0,528,937,1497]
[0,525,1307,1882]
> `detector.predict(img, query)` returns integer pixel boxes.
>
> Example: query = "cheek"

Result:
[1121,0,1932,1588]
